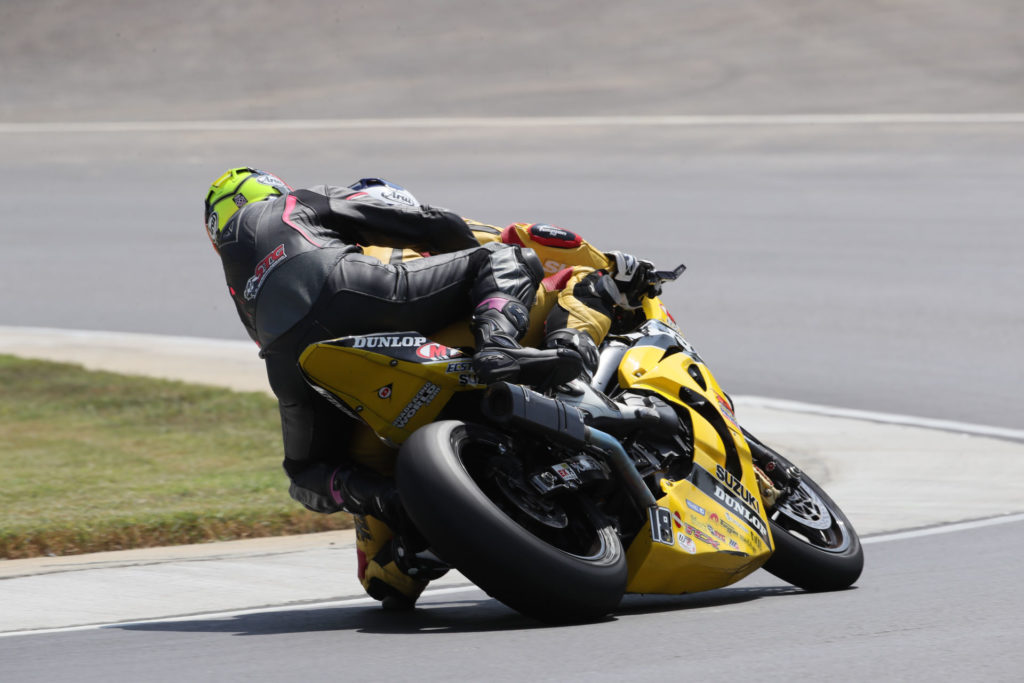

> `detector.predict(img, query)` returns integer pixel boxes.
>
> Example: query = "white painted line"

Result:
[0,584,482,639]
[862,513,1024,544]
[4,113,1024,134]
[5,514,1023,638]
[736,396,1024,441]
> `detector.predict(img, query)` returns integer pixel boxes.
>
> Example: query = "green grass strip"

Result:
[0,355,351,559]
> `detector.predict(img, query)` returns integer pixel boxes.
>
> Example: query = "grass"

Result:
[0,355,352,559]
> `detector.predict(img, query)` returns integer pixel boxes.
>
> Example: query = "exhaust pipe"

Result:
[482,382,659,509]
[482,382,588,447]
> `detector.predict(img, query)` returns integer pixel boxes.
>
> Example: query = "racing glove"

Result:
[606,250,662,309]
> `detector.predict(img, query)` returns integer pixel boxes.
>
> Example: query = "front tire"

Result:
[761,455,864,591]
[397,421,627,622]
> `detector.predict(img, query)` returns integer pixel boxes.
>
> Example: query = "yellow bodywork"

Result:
[620,300,775,593]
[624,458,773,594]
[298,337,482,447]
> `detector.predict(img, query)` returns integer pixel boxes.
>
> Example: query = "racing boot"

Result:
[471,296,584,388]
[544,328,600,382]
[331,468,402,528]
[354,513,430,610]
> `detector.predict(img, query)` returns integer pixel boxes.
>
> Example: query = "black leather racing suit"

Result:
[213,185,545,513]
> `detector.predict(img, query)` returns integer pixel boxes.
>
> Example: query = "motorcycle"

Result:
[298,264,863,622]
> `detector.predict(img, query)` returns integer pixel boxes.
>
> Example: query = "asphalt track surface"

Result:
[3,518,1024,682]
[2,1,1024,680]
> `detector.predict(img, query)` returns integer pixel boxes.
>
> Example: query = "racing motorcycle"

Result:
[298,265,863,622]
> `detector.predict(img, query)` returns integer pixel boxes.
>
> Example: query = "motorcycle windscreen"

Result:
[298,332,483,446]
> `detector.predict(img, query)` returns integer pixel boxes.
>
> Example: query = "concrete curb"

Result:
[0,326,271,394]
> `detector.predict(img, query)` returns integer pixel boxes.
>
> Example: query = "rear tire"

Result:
[397,421,626,622]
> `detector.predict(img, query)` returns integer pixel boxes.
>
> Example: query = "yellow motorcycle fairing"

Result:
[616,305,775,594]
[298,332,484,447]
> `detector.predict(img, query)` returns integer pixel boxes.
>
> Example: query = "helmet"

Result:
[204,167,290,247]
[346,178,420,209]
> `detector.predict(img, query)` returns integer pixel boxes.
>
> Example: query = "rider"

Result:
[204,168,658,607]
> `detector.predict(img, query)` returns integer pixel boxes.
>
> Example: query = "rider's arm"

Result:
[502,223,657,309]
[292,184,480,254]
[360,218,504,265]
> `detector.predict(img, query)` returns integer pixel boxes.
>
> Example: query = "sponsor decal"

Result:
[690,464,771,546]
[685,522,720,550]
[672,511,684,529]
[715,464,761,513]
[206,213,219,242]
[717,394,740,429]
[677,532,697,554]
[543,259,571,274]
[714,485,770,545]
[376,384,393,400]
[728,539,740,550]
[416,342,460,360]
[380,188,417,207]
[354,335,427,349]
[706,525,727,542]
[243,244,286,301]
[528,223,582,248]
[710,511,740,536]
[719,519,739,536]
[392,382,441,428]
[649,507,675,546]
[687,499,706,516]
[254,173,289,193]
[552,463,580,484]
[446,361,474,373]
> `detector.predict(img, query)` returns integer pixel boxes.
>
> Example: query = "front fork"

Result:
[744,429,803,509]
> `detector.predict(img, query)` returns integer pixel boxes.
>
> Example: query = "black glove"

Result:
[606,251,662,308]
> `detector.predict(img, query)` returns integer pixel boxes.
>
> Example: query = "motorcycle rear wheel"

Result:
[397,420,627,622]
[761,453,864,591]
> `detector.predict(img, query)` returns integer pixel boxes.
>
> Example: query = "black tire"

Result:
[396,420,627,622]
[761,458,864,592]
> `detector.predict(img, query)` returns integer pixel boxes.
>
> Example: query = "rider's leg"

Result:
[540,267,617,380]
[353,513,429,610]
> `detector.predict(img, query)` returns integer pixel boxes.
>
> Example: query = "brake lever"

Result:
[652,263,686,284]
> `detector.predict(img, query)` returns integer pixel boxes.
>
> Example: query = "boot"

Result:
[471,297,583,388]
[332,468,402,528]
[544,328,600,381]
[354,513,429,610]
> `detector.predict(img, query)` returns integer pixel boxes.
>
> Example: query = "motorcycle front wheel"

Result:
[759,448,864,592]
[397,420,627,623]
